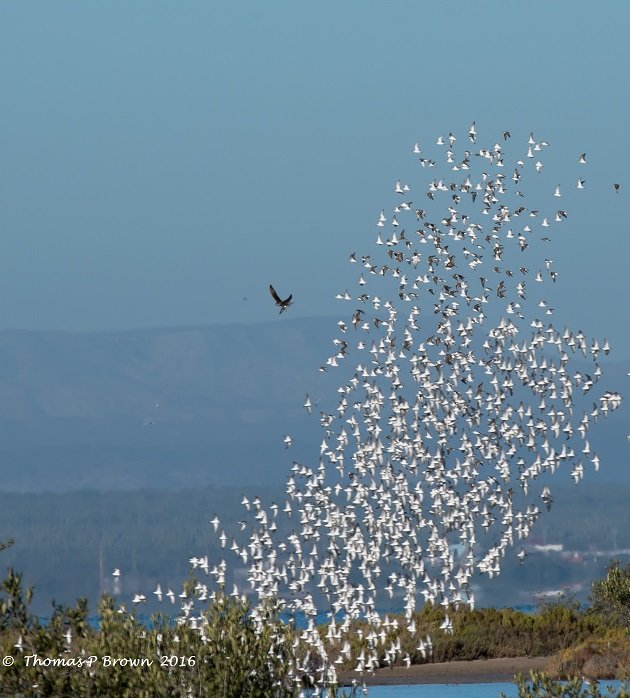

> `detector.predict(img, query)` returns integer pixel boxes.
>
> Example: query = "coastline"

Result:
[339,656,551,686]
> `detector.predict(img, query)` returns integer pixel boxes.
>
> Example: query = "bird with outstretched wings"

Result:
[269,284,293,313]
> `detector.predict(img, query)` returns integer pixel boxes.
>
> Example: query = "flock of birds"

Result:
[135,126,624,693]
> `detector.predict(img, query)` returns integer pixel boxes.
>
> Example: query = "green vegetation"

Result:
[328,596,629,674]
[0,555,297,697]
[590,560,630,628]
[503,672,629,698]
[1,539,629,696]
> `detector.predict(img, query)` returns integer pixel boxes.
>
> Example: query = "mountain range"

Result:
[0,317,626,491]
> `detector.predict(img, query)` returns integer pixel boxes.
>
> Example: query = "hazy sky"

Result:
[1,3,629,356]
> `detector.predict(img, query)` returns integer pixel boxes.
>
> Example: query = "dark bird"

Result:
[269,284,293,313]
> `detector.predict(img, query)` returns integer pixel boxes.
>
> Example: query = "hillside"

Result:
[0,318,338,490]
[0,317,626,491]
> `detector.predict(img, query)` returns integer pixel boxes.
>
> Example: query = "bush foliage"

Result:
[1,540,629,695]
[502,672,630,698]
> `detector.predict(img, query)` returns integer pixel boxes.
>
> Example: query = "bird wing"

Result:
[269,284,282,304]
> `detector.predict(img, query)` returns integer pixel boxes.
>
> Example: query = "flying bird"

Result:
[182,127,623,692]
[269,284,293,313]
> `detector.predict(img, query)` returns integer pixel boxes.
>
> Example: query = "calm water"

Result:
[360,685,517,698]
[306,681,626,697]
[359,682,624,697]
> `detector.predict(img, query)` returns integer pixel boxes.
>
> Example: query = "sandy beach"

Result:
[339,656,551,686]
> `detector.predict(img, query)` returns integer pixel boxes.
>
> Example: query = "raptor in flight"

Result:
[269,284,293,313]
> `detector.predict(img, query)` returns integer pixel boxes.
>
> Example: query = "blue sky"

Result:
[1,2,629,356]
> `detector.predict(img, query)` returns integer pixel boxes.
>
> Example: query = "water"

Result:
[55,603,538,631]
[303,686,517,698]
[304,680,627,697]
[352,681,625,697]
[361,685,517,698]
[277,605,539,630]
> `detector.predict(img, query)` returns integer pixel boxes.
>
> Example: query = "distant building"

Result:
[530,543,563,553]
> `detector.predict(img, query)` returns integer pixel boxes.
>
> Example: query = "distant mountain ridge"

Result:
[0,318,627,491]
[0,318,338,490]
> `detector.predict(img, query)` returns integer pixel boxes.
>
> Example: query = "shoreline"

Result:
[339,656,551,686]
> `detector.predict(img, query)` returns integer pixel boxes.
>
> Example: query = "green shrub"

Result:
[589,561,630,629]
[502,671,630,698]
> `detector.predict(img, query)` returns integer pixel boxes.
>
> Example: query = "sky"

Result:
[1,2,629,357]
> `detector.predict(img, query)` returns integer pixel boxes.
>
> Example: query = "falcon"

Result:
[269,284,293,313]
